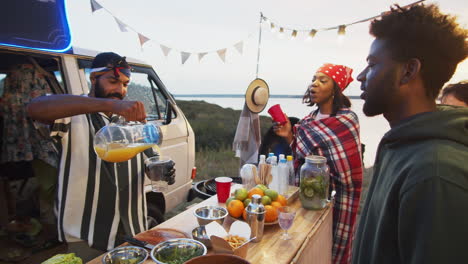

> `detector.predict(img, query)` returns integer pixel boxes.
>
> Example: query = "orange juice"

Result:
[94,143,155,163]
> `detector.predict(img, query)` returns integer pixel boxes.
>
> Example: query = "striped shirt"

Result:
[51,111,148,251]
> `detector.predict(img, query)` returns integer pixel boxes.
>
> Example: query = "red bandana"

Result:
[316,63,354,91]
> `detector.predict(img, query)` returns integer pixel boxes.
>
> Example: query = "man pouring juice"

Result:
[27,52,175,258]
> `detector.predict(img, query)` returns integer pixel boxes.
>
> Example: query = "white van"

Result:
[0,45,196,226]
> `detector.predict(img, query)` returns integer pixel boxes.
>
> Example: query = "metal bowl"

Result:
[102,246,148,264]
[150,238,207,264]
[191,226,212,249]
[193,205,228,226]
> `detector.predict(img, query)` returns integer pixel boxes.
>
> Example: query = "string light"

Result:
[306,29,317,41]
[278,27,285,38]
[261,0,426,41]
[338,25,346,35]
[270,23,276,33]
[291,30,298,40]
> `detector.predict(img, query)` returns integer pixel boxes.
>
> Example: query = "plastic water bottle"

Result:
[269,156,279,192]
[279,154,285,161]
[278,158,289,195]
[286,155,295,186]
[266,152,275,164]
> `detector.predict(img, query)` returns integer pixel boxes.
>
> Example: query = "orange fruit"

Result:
[271,201,282,209]
[242,209,247,220]
[227,200,244,218]
[276,194,287,206]
[248,187,264,199]
[264,205,278,222]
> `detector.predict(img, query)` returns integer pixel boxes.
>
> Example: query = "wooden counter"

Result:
[88,191,332,264]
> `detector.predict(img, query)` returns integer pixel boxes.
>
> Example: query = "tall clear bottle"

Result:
[266,152,275,164]
[277,158,289,195]
[268,156,279,192]
[286,155,295,186]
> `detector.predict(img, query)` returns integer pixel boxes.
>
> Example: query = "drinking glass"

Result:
[144,156,173,192]
[277,206,296,240]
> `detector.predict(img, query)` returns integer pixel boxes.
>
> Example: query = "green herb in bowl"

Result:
[151,238,207,264]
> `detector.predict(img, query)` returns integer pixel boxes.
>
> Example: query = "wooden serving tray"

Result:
[134,227,189,245]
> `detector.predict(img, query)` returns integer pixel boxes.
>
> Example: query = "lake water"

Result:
[175,96,390,168]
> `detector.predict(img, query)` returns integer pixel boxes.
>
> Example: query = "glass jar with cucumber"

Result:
[299,155,330,210]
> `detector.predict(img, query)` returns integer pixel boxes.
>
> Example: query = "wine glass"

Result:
[277,206,296,240]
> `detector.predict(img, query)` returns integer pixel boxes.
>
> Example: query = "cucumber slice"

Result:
[303,187,315,198]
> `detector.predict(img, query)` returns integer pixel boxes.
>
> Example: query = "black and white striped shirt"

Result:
[51,112,148,251]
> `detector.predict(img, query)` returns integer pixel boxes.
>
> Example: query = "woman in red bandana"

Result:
[274,63,363,264]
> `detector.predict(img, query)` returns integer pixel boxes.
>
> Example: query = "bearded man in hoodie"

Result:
[352,4,468,264]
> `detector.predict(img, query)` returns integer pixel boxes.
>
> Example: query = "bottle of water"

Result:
[266,152,275,164]
[286,155,295,186]
[279,154,285,161]
[258,154,266,167]
[278,158,289,195]
[269,156,279,192]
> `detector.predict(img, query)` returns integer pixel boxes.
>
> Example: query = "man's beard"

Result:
[94,78,124,100]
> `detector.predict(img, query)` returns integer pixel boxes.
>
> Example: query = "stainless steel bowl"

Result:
[150,238,207,264]
[193,205,228,226]
[102,246,148,264]
[191,226,212,249]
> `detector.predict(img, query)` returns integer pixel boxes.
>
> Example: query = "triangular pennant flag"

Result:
[217,49,227,63]
[138,33,150,47]
[90,0,103,13]
[181,52,191,65]
[234,41,243,54]
[198,52,208,62]
[114,17,128,32]
[160,45,171,57]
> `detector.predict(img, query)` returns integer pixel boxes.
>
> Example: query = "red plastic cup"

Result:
[268,104,288,124]
[215,177,233,203]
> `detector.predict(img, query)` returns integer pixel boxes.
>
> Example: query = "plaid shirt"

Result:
[292,108,363,264]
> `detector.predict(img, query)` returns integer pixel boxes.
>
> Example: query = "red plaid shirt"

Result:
[292,108,363,264]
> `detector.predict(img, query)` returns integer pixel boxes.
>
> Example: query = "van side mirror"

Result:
[164,101,172,125]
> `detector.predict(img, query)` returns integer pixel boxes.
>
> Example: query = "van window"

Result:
[80,64,176,121]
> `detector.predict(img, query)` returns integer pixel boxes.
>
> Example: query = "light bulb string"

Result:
[262,0,426,33]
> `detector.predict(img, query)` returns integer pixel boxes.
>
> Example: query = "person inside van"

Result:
[27,52,174,260]
[1,61,59,245]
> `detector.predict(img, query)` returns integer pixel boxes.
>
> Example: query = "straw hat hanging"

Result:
[245,78,270,113]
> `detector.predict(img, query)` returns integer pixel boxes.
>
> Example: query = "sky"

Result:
[67,0,468,97]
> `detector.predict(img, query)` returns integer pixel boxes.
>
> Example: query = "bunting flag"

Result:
[90,0,103,13]
[89,0,249,64]
[198,52,208,62]
[138,33,150,47]
[160,45,172,57]
[234,41,243,54]
[181,52,191,64]
[114,17,128,32]
[217,49,227,63]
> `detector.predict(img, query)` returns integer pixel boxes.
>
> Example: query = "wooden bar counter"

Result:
[88,191,332,264]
